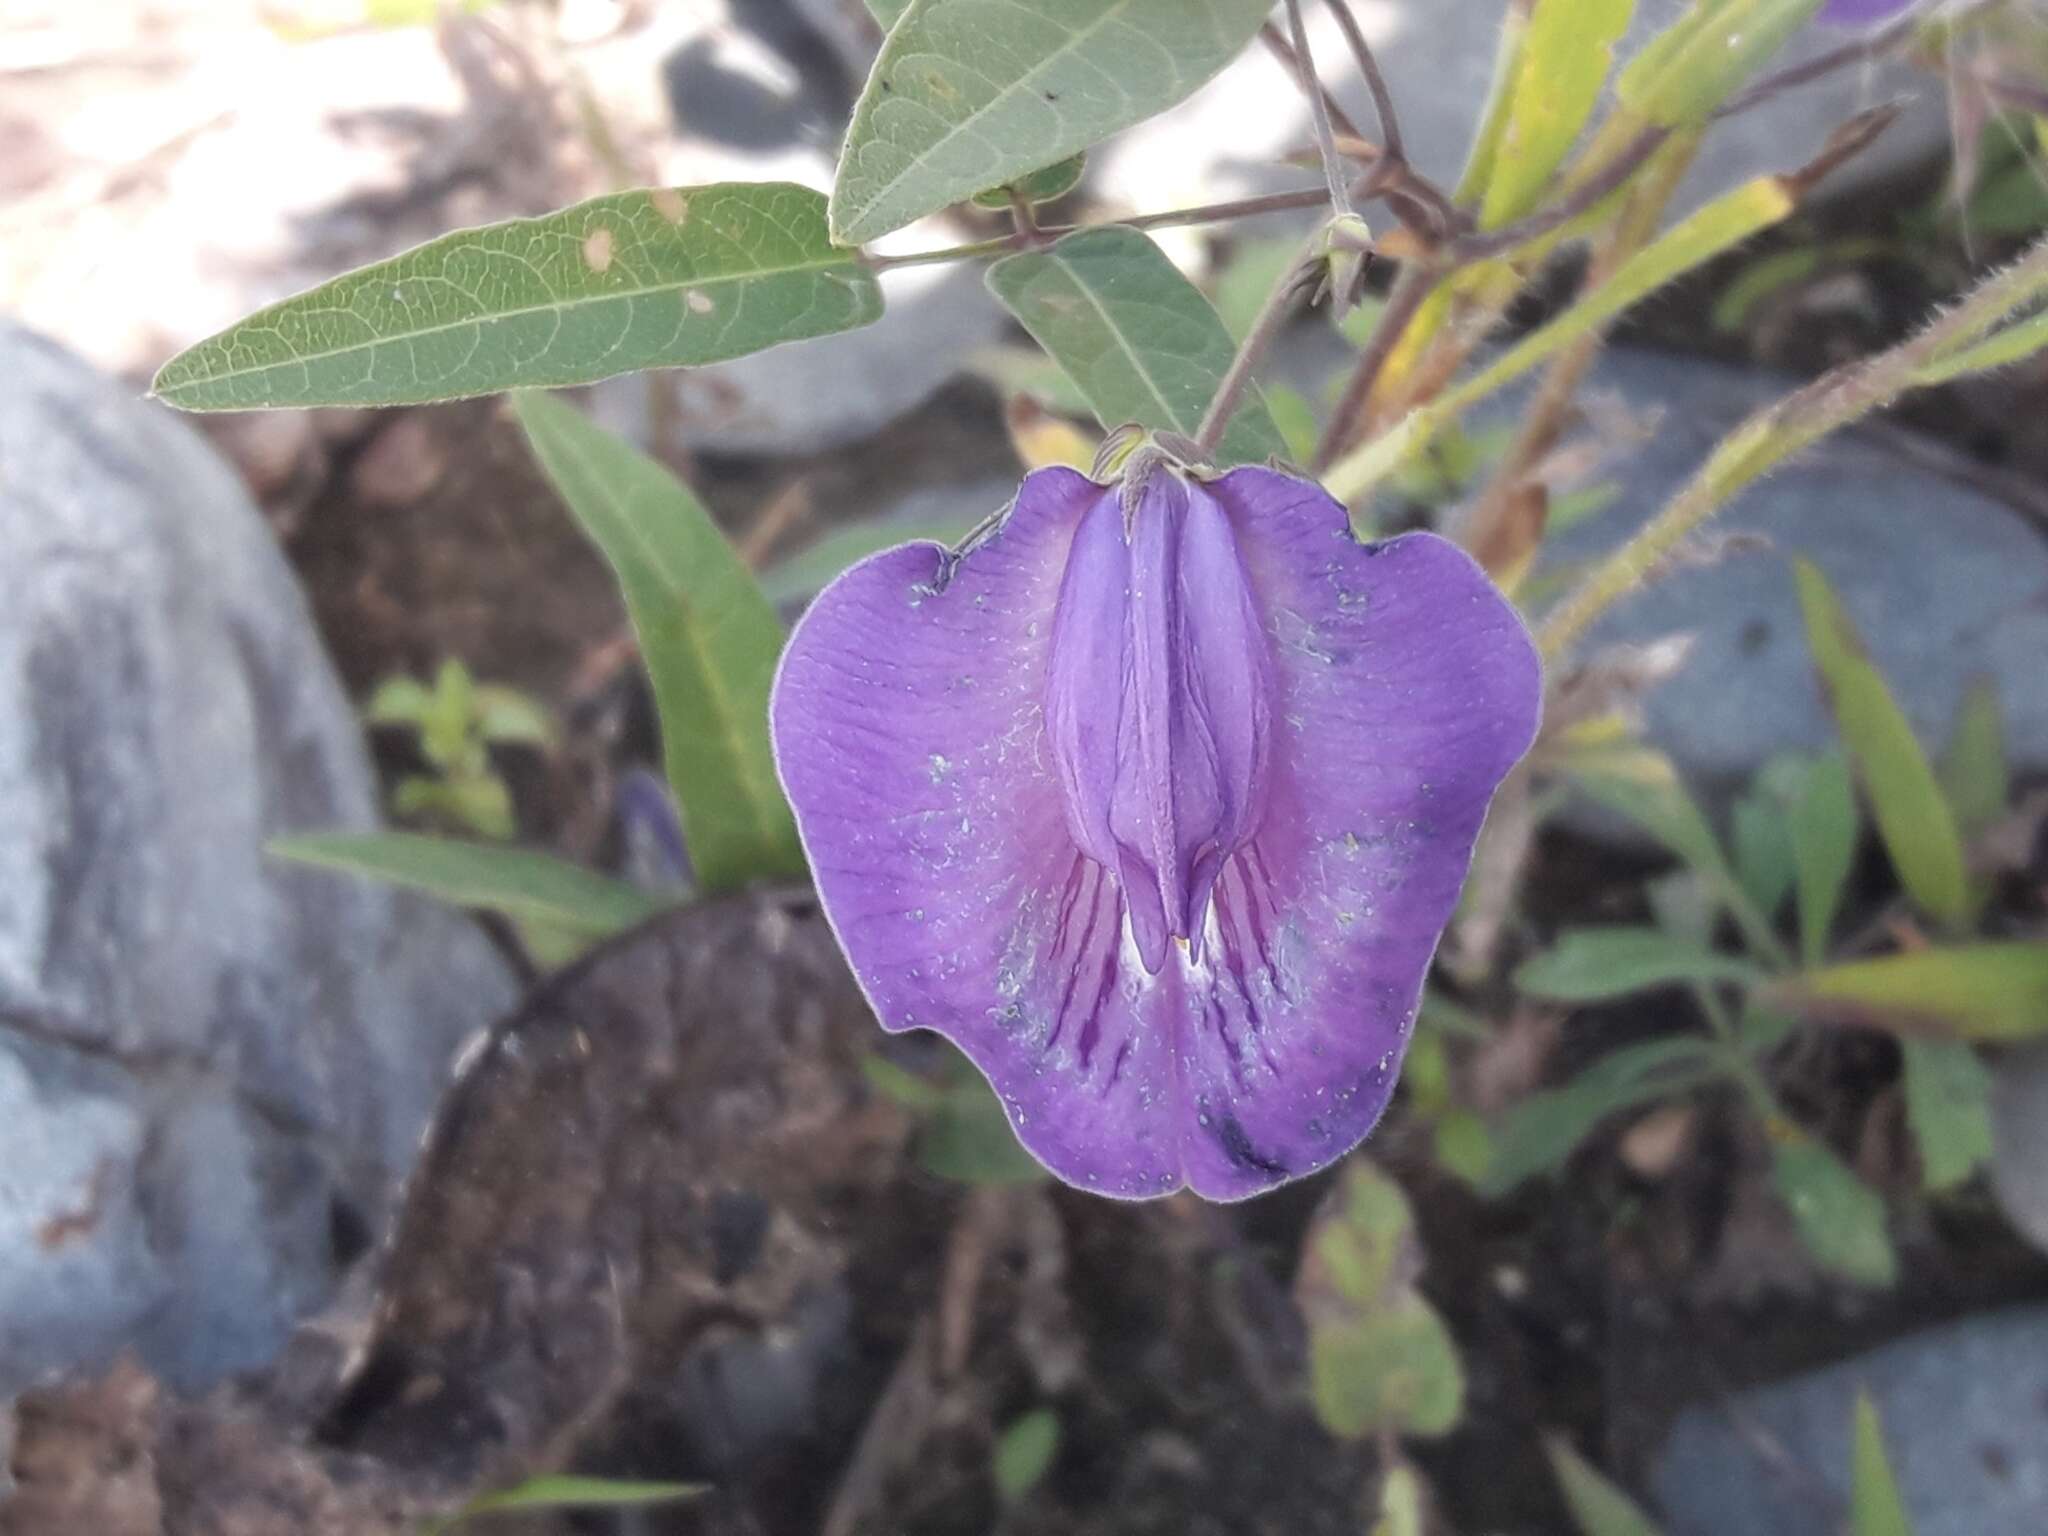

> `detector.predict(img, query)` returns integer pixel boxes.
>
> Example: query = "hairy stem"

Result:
[1538,230,2048,660]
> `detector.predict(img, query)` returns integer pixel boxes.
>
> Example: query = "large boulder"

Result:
[0,322,517,1397]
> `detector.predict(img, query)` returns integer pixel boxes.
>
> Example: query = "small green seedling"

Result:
[367,658,553,842]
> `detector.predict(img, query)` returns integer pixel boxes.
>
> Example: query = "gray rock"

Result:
[1651,1307,2048,1536]
[1093,0,1946,231]
[0,322,517,1397]
[1534,348,2048,800]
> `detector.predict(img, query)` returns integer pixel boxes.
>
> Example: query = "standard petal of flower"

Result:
[772,467,1187,1197]
[1165,466,1543,1199]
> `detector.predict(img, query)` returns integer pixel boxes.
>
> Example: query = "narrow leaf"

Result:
[435,1475,704,1534]
[154,184,881,410]
[1482,1037,1727,1195]
[269,832,663,937]
[1441,175,1796,419]
[1851,1394,1916,1536]
[514,392,802,891]
[1618,0,1824,128]
[1480,0,1637,229]
[986,226,1287,464]
[830,0,1274,244]
[1941,679,2009,845]
[1775,752,1859,969]
[1900,1037,1993,1192]
[1731,789,1796,922]
[992,1410,1061,1502]
[1545,1436,1668,1536]
[1794,560,1971,928]
[1769,1133,1897,1288]
[1771,944,2048,1042]
[1515,927,1764,1002]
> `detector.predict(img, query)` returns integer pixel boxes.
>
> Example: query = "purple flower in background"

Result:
[771,455,1539,1200]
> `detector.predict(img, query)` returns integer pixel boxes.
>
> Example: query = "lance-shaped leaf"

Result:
[987,227,1287,466]
[830,0,1275,244]
[1851,1394,1916,1536]
[1794,560,1972,928]
[1545,1436,1668,1536]
[1900,1036,1993,1192]
[269,832,664,938]
[1515,926,1764,1002]
[154,184,882,410]
[1770,1132,1896,1288]
[514,392,802,891]
[1481,1036,1727,1196]
[1770,943,2048,1042]
[1479,0,1637,229]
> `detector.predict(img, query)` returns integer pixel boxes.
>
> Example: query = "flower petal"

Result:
[772,467,1187,1197]
[774,462,1540,1203]
[1161,465,1541,1197]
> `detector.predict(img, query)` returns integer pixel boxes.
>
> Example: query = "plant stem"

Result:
[864,187,1335,271]
[1537,228,2048,660]
[1195,234,1321,457]
[1284,0,1354,218]
[1312,261,1434,470]
[1321,0,1403,167]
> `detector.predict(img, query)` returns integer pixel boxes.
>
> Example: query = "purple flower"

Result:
[771,456,1539,1200]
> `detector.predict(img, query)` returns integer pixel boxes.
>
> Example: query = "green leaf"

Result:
[1370,1464,1428,1536]
[154,184,882,410]
[1941,679,2009,846]
[1545,1436,1668,1536]
[1515,927,1764,1002]
[1297,1164,1464,1440]
[1617,0,1824,128]
[1851,1394,1916,1536]
[1900,1037,1993,1192]
[1213,235,1302,340]
[971,153,1086,210]
[1772,944,2048,1042]
[1479,0,1636,229]
[829,0,1274,244]
[1730,789,1795,923]
[513,392,801,892]
[1438,175,1796,421]
[910,1048,1047,1184]
[860,1053,950,1111]
[1795,560,1971,929]
[760,511,982,606]
[986,226,1287,465]
[269,832,663,937]
[992,1409,1060,1502]
[364,675,434,728]
[1768,1133,1897,1288]
[865,0,912,28]
[1310,1301,1465,1439]
[473,684,556,748]
[1770,752,1858,970]
[1482,1037,1727,1196]
[430,1475,704,1535]
[1566,753,1789,967]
